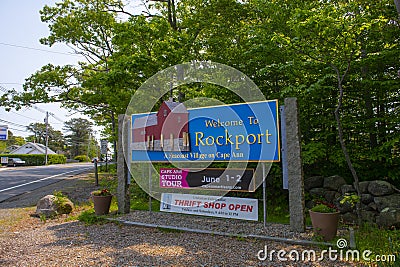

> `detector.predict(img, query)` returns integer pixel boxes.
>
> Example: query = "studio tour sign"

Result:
[131,100,280,162]
[159,168,255,192]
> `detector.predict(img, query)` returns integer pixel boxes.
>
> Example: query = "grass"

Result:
[65,202,93,222]
[0,207,36,233]
[264,205,290,224]
[77,210,108,225]
[354,223,399,266]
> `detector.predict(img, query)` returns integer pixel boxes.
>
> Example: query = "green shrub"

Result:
[78,210,107,225]
[74,155,90,162]
[310,204,338,213]
[99,163,117,173]
[53,191,73,214]
[0,154,66,166]
[48,154,67,164]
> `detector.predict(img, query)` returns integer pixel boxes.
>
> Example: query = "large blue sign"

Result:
[131,100,280,162]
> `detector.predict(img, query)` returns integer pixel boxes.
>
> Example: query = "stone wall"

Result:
[305,175,400,228]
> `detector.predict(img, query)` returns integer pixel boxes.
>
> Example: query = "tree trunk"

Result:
[332,63,362,225]
[167,0,177,30]
[395,0,400,16]
[361,50,378,148]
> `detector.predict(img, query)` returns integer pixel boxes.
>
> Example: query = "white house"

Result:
[10,142,57,155]
[7,145,20,151]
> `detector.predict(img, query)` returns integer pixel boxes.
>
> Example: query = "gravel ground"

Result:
[117,211,315,241]
[0,172,368,266]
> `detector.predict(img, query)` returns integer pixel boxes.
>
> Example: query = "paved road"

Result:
[0,163,94,202]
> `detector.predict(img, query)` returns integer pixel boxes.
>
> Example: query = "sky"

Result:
[0,0,144,141]
[0,0,88,139]
[0,0,148,141]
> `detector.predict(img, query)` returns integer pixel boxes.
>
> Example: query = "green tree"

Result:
[48,130,66,153]
[26,123,48,144]
[271,0,400,220]
[0,131,25,153]
[1,0,125,159]
[63,118,93,158]
[0,0,399,187]
[7,132,25,147]
[26,123,66,153]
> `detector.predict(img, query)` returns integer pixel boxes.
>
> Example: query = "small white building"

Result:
[10,142,56,155]
[7,145,20,151]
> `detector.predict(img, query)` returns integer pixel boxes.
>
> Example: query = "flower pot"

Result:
[309,210,339,241]
[92,195,112,215]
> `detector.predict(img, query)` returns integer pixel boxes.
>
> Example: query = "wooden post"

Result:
[94,159,99,186]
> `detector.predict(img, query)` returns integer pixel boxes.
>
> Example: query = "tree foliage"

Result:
[63,118,94,158]
[0,131,25,153]
[0,0,399,184]
[26,122,65,152]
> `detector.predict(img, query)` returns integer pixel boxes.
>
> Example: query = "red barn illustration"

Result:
[132,100,189,151]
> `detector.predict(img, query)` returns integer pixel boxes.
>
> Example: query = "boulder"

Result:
[368,180,394,196]
[323,175,347,191]
[334,196,354,213]
[340,184,355,195]
[341,212,358,224]
[57,198,74,214]
[36,195,58,217]
[358,181,370,194]
[361,203,375,212]
[368,202,378,211]
[360,210,377,223]
[36,194,74,217]
[309,187,326,198]
[324,190,340,203]
[374,194,400,212]
[304,176,324,191]
[376,208,400,228]
[360,193,374,204]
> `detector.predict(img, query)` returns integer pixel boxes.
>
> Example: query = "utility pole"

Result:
[44,112,49,165]
[87,132,91,160]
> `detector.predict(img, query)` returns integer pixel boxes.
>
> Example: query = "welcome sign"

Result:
[131,100,280,162]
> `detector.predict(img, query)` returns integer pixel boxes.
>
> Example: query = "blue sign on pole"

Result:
[0,125,8,141]
[131,100,280,162]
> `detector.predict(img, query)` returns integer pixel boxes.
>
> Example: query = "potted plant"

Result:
[91,189,113,215]
[309,200,339,241]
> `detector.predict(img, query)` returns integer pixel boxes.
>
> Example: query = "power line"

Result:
[8,127,29,133]
[31,105,46,114]
[0,42,82,57]
[2,85,73,126]
[0,85,8,93]
[49,113,64,123]
[30,106,64,123]
[0,118,27,129]
[0,83,23,85]
[10,111,42,123]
